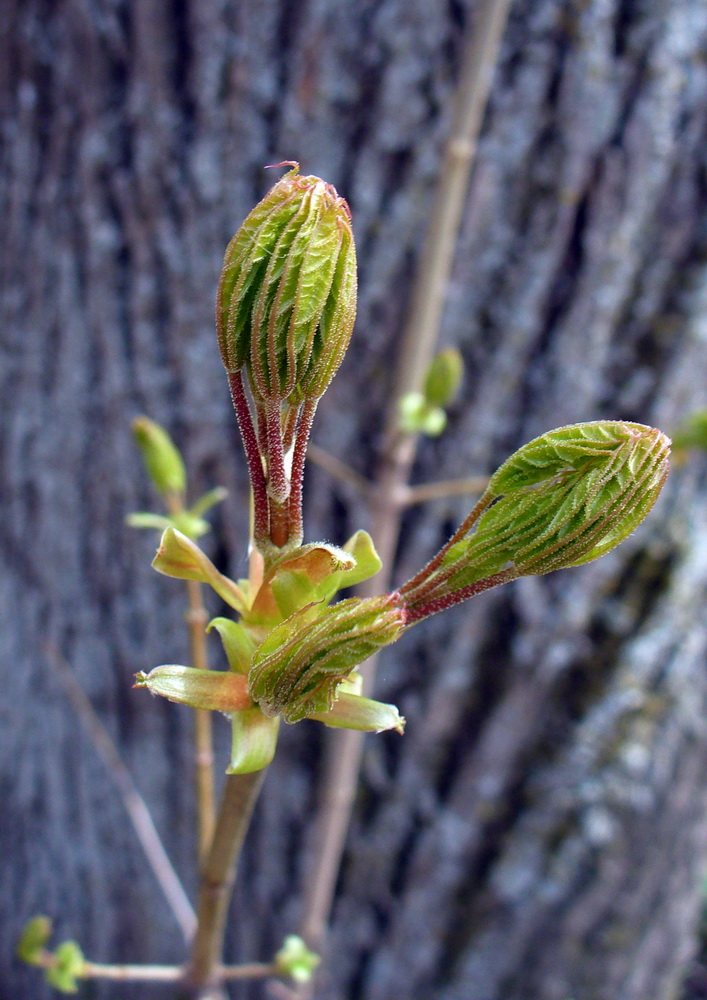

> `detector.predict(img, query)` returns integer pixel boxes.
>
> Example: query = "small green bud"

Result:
[17,915,52,965]
[423,348,464,408]
[248,595,407,723]
[45,940,85,994]
[398,392,447,436]
[401,421,670,622]
[274,935,321,984]
[217,163,357,405]
[135,665,252,712]
[132,416,187,496]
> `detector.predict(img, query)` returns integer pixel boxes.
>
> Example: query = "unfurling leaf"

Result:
[217,163,357,406]
[401,421,670,623]
[248,595,407,723]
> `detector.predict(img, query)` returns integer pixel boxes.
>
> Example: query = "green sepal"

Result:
[45,940,85,994]
[132,416,187,497]
[17,915,52,965]
[228,708,280,773]
[307,691,405,733]
[274,935,321,985]
[152,527,247,614]
[135,665,251,712]
[208,618,256,674]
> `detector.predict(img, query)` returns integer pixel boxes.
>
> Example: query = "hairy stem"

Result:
[288,399,318,548]
[228,372,270,545]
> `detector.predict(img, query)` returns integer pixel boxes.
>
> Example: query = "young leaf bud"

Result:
[401,421,670,623]
[217,164,357,405]
[248,595,407,723]
[423,348,464,408]
[17,916,52,965]
[132,416,187,497]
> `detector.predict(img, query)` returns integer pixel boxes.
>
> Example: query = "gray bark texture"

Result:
[2,1,707,999]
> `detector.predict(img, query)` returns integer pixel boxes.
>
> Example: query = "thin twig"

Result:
[83,962,181,982]
[185,770,267,996]
[298,0,514,964]
[164,495,217,865]
[36,952,276,983]
[186,580,217,862]
[306,443,369,496]
[43,644,197,942]
[401,474,488,506]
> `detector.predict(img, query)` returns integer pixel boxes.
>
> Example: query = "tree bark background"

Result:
[2,1,707,999]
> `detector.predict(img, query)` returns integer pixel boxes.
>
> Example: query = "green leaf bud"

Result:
[398,392,447,437]
[401,421,670,622]
[248,595,407,723]
[274,936,321,984]
[132,416,187,497]
[217,163,357,405]
[17,915,52,965]
[45,940,85,994]
[135,665,252,712]
[423,347,464,408]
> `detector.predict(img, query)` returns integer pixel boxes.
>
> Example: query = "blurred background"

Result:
[2,0,707,998]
